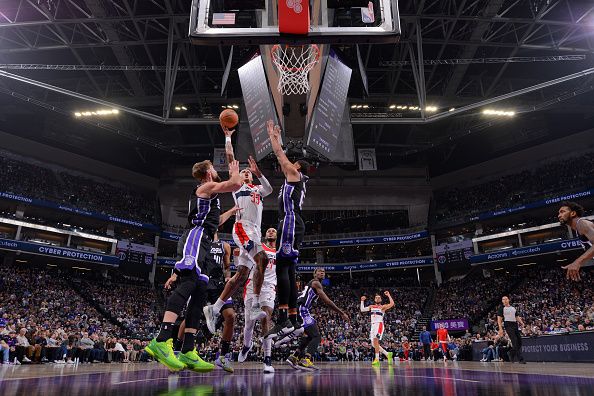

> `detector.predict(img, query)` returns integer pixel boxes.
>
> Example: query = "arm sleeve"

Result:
[497,306,503,318]
[258,174,273,197]
[360,301,369,312]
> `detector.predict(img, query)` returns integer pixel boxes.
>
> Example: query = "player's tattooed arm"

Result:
[313,280,349,321]
[223,242,232,282]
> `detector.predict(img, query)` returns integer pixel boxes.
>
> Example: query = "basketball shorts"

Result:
[277,213,305,259]
[298,305,316,328]
[370,322,385,342]
[232,221,263,270]
[243,279,276,309]
[175,226,211,282]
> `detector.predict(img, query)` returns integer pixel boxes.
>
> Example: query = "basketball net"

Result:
[271,45,320,95]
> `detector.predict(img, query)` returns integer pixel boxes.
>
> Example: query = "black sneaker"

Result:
[264,320,294,341]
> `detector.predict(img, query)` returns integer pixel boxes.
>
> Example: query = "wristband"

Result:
[225,137,231,143]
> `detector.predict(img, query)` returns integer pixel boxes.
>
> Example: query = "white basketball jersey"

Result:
[233,183,265,226]
[370,305,384,324]
[248,243,277,286]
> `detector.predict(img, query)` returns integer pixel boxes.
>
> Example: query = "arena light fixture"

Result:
[449,108,456,112]
[74,109,119,117]
[482,109,516,117]
[389,104,396,109]
[351,104,357,109]
[425,106,438,112]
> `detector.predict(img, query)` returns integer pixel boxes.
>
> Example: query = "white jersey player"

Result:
[361,291,394,366]
[204,124,273,335]
[239,228,277,373]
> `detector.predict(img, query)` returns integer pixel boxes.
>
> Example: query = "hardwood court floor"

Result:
[2,360,594,395]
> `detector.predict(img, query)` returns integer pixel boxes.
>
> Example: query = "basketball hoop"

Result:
[271,44,320,95]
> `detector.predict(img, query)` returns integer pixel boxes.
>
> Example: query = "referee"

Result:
[497,296,526,364]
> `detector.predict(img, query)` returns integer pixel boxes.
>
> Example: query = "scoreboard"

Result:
[435,240,474,269]
[117,241,156,277]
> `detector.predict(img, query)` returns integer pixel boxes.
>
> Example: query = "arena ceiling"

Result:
[0,0,593,176]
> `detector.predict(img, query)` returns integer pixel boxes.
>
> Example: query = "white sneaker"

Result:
[55,360,66,364]
[263,362,275,373]
[22,357,31,363]
[274,326,304,347]
[238,341,253,363]
[203,304,220,334]
[67,359,75,365]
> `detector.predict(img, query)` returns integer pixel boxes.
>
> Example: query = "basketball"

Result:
[219,109,239,129]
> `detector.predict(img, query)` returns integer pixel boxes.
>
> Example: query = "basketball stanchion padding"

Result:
[278,0,310,35]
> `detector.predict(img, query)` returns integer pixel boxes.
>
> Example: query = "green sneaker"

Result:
[145,338,185,372]
[372,359,380,367]
[178,349,215,373]
[387,352,394,365]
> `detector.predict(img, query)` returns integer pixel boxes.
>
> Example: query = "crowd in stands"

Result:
[0,154,157,224]
[298,240,432,264]
[433,151,594,223]
[482,266,594,337]
[76,279,160,339]
[432,270,524,324]
[3,260,594,366]
[0,264,154,365]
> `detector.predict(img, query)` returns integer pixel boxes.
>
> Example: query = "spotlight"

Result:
[74,109,120,117]
[482,109,515,117]
[351,104,357,109]
[449,108,455,112]
[389,105,396,109]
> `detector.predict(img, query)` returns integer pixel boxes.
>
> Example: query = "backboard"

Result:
[189,0,401,45]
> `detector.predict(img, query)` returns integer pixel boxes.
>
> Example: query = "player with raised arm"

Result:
[558,201,594,281]
[145,159,241,372]
[286,268,349,371]
[263,120,310,342]
[203,125,274,335]
[360,291,394,366]
[239,227,278,373]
